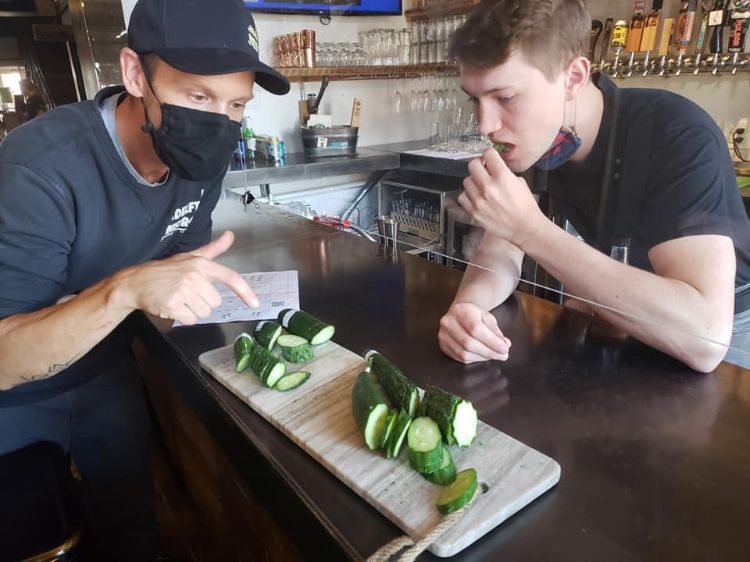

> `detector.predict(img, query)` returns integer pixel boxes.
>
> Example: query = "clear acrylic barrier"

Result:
[254,1,750,374]
[264,191,750,374]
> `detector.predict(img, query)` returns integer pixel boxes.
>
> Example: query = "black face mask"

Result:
[141,79,240,182]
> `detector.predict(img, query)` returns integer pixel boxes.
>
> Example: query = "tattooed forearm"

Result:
[20,361,75,383]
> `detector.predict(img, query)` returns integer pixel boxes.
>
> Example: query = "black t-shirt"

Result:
[541,73,750,296]
[0,86,224,405]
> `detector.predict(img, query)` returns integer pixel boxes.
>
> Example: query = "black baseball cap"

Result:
[127,0,290,95]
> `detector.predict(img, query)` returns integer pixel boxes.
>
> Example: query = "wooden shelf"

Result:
[404,0,479,21]
[277,64,459,83]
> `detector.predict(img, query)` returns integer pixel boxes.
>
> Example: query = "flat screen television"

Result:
[244,0,402,16]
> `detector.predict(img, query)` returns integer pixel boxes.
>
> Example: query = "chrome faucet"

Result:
[641,51,653,76]
[692,53,705,75]
[673,53,686,76]
[656,55,670,76]
[611,47,625,78]
[709,53,725,75]
[625,51,638,77]
[729,53,747,75]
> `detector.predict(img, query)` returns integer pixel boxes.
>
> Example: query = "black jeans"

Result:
[0,362,158,562]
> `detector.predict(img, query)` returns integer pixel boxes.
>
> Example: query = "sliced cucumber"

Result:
[262,361,287,388]
[451,400,478,447]
[277,334,314,363]
[351,371,390,450]
[436,468,477,514]
[379,410,398,450]
[422,446,457,486]
[247,344,286,387]
[384,409,412,459]
[364,350,419,418]
[421,386,478,447]
[233,333,254,373]
[279,309,336,346]
[277,334,309,347]
[407,417,444,474]
[253,321,282,351]
[275,371,311,391]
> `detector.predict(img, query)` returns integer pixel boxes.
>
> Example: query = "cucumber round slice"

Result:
[275,371,311,391]
[422,447,456,486]
[407,417,444,473]
[236,354,252,373]
[437,468,477,514]
[407,417,442,452]
[262,362,287,388]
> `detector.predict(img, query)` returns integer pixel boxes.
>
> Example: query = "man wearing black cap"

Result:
[0,0,289,559]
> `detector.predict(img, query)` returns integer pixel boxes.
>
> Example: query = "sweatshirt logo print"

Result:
[161,190,204,240]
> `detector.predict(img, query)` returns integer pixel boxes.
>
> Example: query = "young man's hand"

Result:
[438,302,511,363]
[112,230,259,325]
[457,147,545,248]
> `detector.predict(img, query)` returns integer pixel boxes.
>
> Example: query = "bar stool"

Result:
[0,441,83,562]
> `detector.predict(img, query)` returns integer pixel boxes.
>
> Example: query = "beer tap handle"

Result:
[642,50,653,75]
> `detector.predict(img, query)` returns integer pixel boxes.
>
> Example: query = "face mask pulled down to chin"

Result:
[534,125,582,171]
[142,86,240,182]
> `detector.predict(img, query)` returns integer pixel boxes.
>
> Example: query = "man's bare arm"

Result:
[0,231,258,390]
[453,232,524,309]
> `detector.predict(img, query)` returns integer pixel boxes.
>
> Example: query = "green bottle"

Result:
[242,116,256,160]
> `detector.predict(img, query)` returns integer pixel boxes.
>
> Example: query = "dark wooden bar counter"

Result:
[132,201,750,562]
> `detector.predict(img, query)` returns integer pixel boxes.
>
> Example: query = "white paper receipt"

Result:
[178,270,300,326]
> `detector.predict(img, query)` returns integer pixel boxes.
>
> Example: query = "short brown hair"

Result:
[449,0,590,80]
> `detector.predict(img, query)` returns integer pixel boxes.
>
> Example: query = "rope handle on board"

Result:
[366,503,471,562]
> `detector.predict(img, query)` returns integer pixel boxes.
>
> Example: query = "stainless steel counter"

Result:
[222,147,400,189]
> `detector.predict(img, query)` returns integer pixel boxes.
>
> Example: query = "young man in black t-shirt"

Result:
[0,0,289,559]
[438,0,750,372]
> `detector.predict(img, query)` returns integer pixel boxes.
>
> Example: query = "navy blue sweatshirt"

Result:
[0,86,223,405]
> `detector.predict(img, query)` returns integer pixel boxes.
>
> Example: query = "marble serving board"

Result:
[199,341,560,557]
